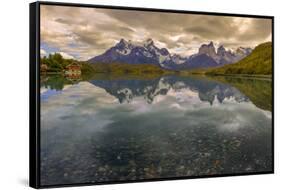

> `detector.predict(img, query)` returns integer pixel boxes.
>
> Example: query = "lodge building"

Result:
[65,63,81,76]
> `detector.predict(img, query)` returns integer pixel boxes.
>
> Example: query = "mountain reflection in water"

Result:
[89,76,249,105]
[40,74,272,186]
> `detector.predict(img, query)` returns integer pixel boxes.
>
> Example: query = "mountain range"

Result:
[88,39,252,70]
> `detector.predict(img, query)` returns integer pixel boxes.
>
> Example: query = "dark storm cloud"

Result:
[41,5,272,60]
[100,9,271,46]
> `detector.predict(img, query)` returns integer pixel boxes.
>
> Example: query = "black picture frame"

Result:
[30,1,274,188]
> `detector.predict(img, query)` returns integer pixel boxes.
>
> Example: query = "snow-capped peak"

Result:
[236,47,252,55]
[171,54,186,64]
[115,39,135,55]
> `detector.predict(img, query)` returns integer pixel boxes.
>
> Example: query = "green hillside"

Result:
[91,62,173,74]
[206,42,272,75]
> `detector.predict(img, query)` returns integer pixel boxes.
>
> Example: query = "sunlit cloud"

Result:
[40,49,47,57]
[57,51,75,59]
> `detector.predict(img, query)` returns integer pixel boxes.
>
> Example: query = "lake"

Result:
[40,74,272,186]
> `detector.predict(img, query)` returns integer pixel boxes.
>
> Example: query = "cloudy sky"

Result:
[40,5,272,61]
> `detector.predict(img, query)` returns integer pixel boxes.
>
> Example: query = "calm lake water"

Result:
[40,74,272,186]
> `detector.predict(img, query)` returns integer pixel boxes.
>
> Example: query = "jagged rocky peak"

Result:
[198,41,217,58]
[172,54,183,59]
[115,38,136,52]
[119,38,127,44]
[236,46,252,55]
[159,48,169,55]
[171,54,186,64]
[116,38,129,47]
[208,41,214,47]
[217,45,227,56]
[144,38,154,47]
